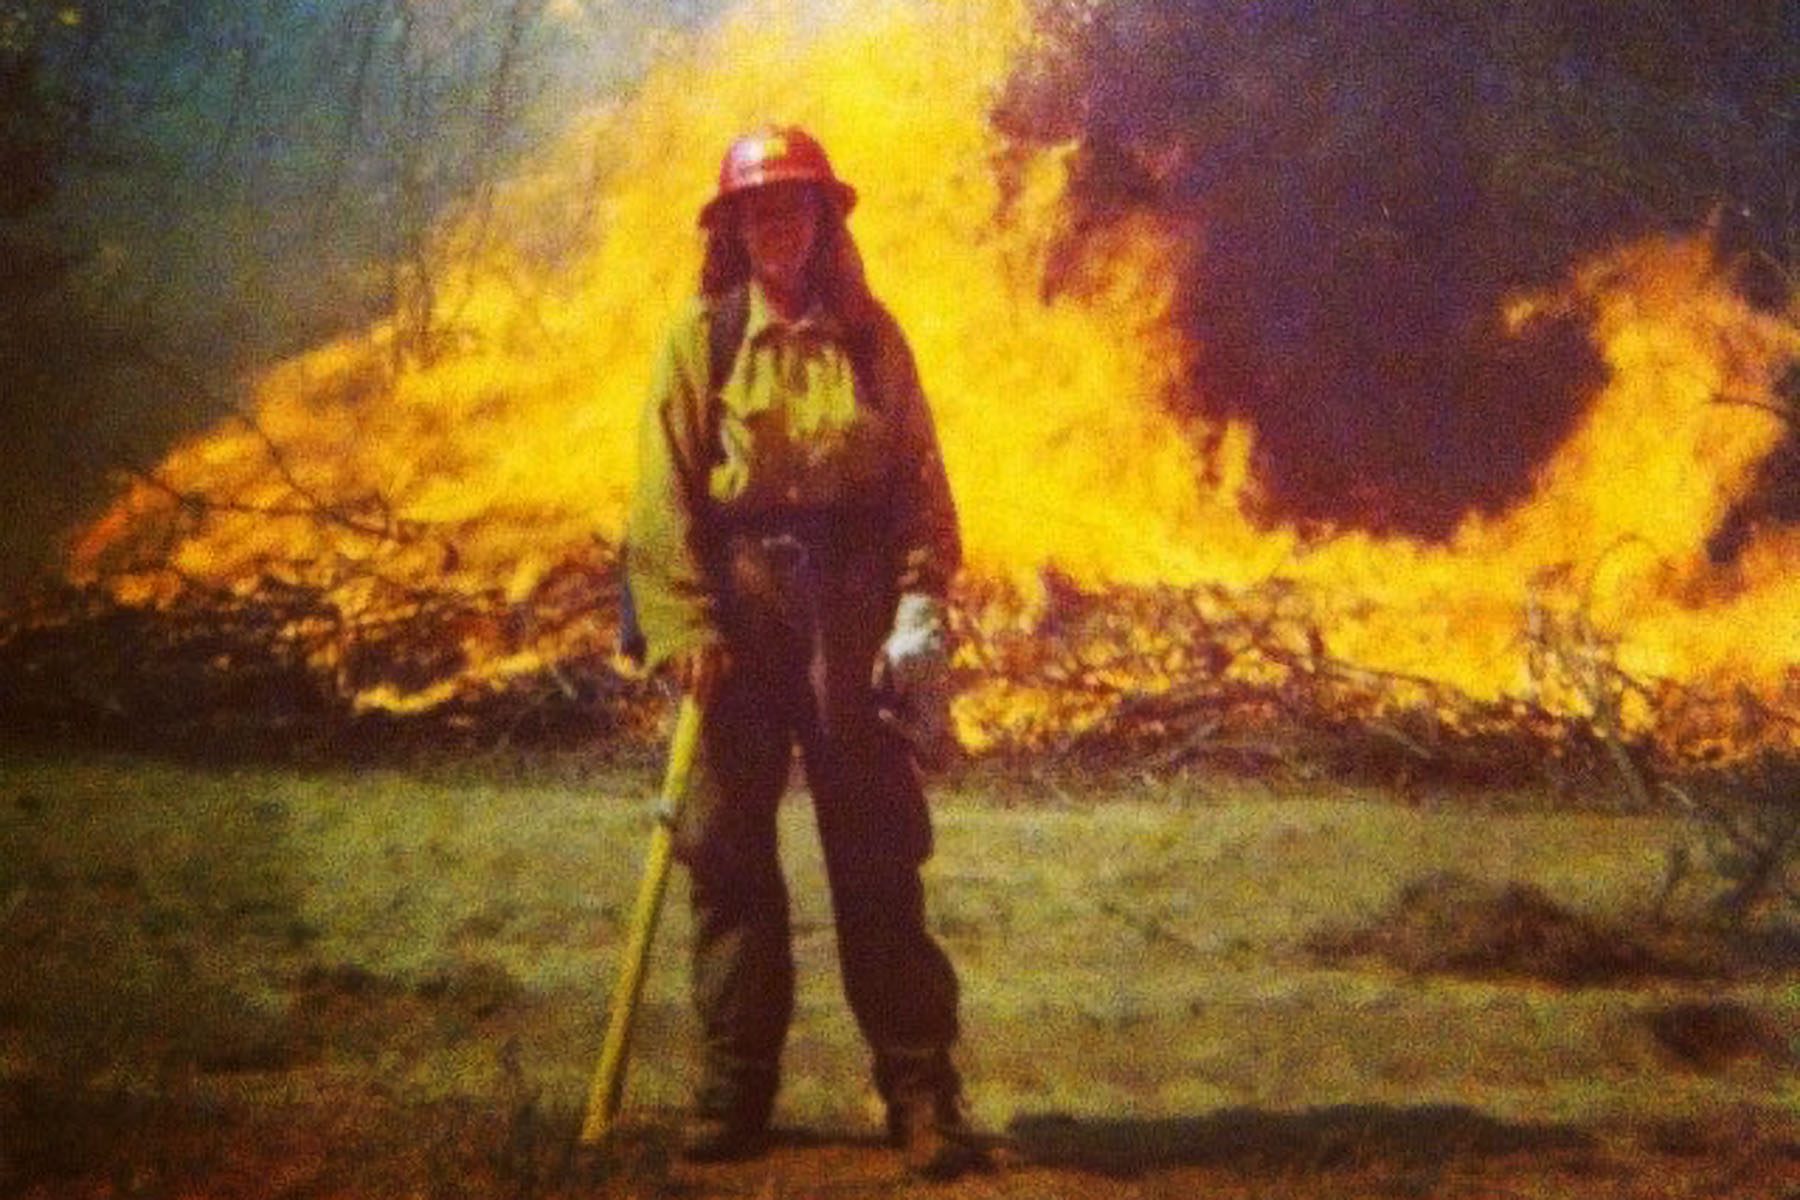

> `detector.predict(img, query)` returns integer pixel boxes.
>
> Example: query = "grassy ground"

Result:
[0,748,1795,1198]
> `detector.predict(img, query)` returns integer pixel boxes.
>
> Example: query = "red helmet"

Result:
[698,126,858,227]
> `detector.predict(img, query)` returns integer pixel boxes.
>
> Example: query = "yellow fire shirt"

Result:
[709,284,889,513]
[625,282,960,669]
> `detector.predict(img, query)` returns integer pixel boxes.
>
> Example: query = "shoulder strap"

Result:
[699,285,750,466]
[842,314,882,414]
[707,285,751,398]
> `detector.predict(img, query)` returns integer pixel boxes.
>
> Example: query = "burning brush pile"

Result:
[5,0,1799,785]
[6,529,1797,778]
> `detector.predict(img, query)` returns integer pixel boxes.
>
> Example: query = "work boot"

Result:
[679,1067,776,1163]
[677,1112,769,1163]
[888,1093,980,1180]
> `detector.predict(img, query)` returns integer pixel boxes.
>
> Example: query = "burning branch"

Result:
[1523,593,1657,810]
[6,544,1798,790]
[124,464,409,548]
[947,567,1800,794]
[124,349,425,547]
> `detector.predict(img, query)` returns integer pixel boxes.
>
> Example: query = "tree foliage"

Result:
[0,0,681,595]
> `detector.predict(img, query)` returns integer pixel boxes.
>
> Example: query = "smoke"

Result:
[994,0,1796,539]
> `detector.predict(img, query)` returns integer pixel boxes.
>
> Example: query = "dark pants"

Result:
[673,532,961,1124]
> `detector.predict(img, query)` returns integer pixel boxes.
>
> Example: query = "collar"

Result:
[745,280,842,345]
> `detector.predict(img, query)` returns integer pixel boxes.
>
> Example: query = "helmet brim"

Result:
[698,175,858,228]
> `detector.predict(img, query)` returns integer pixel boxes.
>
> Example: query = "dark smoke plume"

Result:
[997,0,1796,539]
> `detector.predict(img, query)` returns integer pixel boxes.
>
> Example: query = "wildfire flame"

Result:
[69,0,1799,744]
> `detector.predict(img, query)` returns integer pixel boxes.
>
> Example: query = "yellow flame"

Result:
[69,0,1800,730]
[1293,237,1799,700]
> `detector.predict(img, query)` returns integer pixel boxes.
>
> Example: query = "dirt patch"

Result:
[7,1087,1800,1200]
[1307,871,1706,985]
[1645,1001,1792,1072]
[415,959,527,1020]
[1005,1104,1597,1178]
[283,958,527,1066]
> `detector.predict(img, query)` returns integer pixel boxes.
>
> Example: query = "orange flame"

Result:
[70,0,1799,737]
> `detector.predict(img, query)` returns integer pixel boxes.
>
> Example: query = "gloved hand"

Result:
[873,593,948,691]
[872,593,955,767]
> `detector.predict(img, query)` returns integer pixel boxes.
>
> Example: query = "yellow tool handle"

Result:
[579,694,704,1145]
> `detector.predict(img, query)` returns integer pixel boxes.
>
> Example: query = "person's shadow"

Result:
[1007,1104,1596,1179]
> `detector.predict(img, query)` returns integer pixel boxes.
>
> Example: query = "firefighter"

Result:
[624,126,972,1176]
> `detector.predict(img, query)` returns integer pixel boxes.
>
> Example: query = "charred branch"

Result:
[3,555,1795,809]
[951,574,1798,797]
